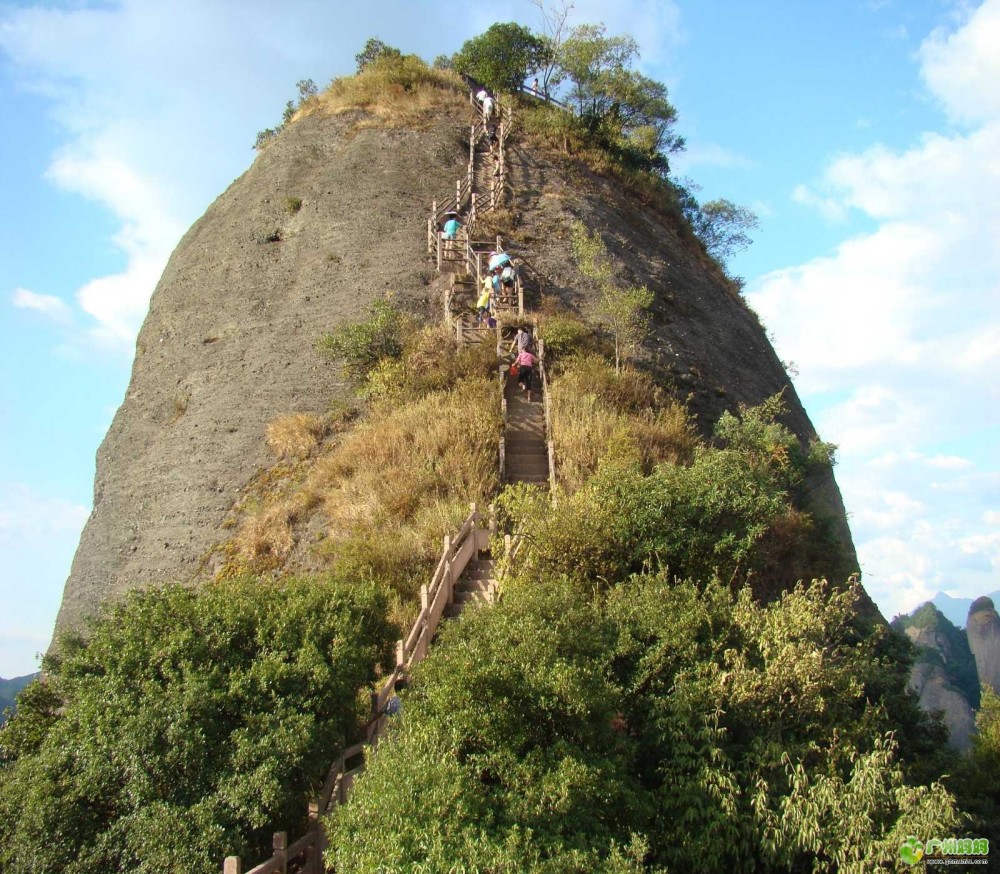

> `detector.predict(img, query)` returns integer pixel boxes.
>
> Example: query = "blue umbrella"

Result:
[488,252,511,271]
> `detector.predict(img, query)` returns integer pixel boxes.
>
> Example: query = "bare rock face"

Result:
[908,661,976,750]
[968,596,1000,693]
[53,102,861,639]
[54,110,468,636]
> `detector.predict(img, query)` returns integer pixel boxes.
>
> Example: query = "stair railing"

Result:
[537,338,556,496]
[222,504,493,874]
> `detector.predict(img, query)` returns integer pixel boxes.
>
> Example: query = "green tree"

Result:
[608,574,962,872]
[689,197,759,262]
[326,580,653,872]
[453,22,549,94]
[559,24,683,170]
[0,577,394,874]
[570,221,653,373]
[354,37,402,73]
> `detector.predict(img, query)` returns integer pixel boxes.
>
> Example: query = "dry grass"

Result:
[551,355,695,491]
[224,490,318,576]
[307,377,501,534]
[219,371,500,598]
[296,56,466,129]
[266,412,326,459]
[473,208,520,238]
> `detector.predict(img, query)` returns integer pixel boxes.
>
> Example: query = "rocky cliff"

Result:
[968,596,1000,694]
[53,97,859,638]
[893,603,979,749]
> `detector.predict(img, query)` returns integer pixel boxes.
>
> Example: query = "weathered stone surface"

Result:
[968,596,1000,694]
[53,102,861,640]
[909,661,976,750]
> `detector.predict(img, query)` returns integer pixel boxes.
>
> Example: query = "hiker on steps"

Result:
[476,88,495,122]
[442,211,461,258]
[442,211,461,241]
[509,326,533,355]
[476,284,492,326]
[515,347,537,400]
[500,263,516,305]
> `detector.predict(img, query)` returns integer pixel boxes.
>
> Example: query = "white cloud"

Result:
[919,0,1000,123]
[748,0,1000,621]
[0,484,89,541]
[12,288,74,324]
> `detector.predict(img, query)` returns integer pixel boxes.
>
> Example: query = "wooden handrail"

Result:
[225,504,492,874]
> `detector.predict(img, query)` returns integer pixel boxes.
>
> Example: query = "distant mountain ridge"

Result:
[0,672,39,723]
[892,595,1000,750]
[927,590,1000,628]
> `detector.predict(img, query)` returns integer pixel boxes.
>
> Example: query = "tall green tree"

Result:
[559,24,684,170]
[354,37,402,72]
[0,577,394,874]
[453,22,549,94]
[690,198,759,261]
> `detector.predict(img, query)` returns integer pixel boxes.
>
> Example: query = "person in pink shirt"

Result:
[515,348,536,400]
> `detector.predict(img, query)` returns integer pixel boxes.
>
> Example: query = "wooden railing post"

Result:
[436,232,442,272]
[273,832,288,874]
[223,857,242,874]
[307,801,322,874]
[421,583,430,611]
[396,639,404,668]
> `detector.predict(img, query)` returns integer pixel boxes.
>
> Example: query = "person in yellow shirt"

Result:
[476,285,492,325]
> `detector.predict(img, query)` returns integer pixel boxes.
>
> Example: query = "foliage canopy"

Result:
[0,578,394,874]
[453,22,549,94]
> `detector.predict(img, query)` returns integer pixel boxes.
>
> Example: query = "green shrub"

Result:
[283,196,302,214]
[0,577,394,874]
[316,299,411,377]
[326,580,648,872]
[538,311,593,360]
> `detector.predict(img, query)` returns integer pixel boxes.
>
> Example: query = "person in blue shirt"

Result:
[442,215,461,239]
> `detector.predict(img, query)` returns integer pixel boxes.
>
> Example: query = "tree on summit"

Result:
[355,37,402,73]
[453,22,549,94]
[559,24,684,171]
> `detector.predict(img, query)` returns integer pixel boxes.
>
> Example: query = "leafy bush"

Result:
[326,569,960,871]
[316,298,410,377]
[606,574,961,871]
[453,22,549,94]
[537,310,593,360]
[326,580,649,872]
[0,577,394,874]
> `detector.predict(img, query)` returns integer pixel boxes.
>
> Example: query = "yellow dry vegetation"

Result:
[265,412,326,459]
[550,355,695,491]
[219,368,501,603]
[309,377,500,534]
[296,56,466,129]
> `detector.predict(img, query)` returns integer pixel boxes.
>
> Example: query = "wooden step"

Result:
[507,474,550,487]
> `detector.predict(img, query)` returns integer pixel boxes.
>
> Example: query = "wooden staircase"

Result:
[504,371,549,488]
[444,556,496,619]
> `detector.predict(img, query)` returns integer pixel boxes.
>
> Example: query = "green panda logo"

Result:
[900,836,924,865]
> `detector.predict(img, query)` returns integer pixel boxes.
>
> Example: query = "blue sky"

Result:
[1,0,997,677]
